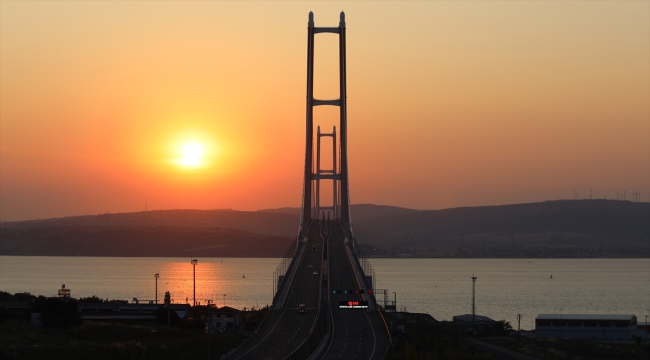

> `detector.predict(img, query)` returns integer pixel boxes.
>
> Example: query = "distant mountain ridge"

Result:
[352,200,649,258]
[1,201,648,257]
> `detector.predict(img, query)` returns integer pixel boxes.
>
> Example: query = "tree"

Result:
[154,306,181,326]
[78,295,105,303]
[491,320,513,336]
[30,297,81,328]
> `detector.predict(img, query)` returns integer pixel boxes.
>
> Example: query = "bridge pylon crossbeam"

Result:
[299,11,353,242]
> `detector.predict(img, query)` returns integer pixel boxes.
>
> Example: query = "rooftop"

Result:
[536,314,635,321]
[452,314,495,323]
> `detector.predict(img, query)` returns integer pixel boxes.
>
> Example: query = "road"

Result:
[224,220,323,360]
[319,221,389,360]
[224,219,389,360]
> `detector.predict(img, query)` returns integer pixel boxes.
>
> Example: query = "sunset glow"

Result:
[0,2,647,221]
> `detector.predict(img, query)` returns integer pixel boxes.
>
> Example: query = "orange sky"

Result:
[1,2,648,221]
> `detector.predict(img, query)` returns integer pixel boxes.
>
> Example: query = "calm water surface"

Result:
[1,256,648,330]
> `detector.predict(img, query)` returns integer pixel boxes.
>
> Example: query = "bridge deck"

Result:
[224,220,388,360]
[224,221,323,360]
[319,222,389,360]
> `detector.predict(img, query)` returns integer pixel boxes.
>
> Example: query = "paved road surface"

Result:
[224,220,388,360]
[224,221,323,360]
[319,222,389,360]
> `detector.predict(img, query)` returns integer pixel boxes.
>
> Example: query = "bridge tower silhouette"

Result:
[223,14,390,359]
[300,11,353,240]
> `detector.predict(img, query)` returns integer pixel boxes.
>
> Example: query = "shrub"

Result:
[153,307,181,326]
[30,297,81,328]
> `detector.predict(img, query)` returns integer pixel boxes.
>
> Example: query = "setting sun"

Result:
[179,142,204,167]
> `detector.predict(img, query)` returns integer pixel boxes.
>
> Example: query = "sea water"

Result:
[1,256,648,330]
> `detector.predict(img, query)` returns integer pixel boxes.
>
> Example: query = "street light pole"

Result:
[192,259,198,307]
[472,274,477,334]
[393,291,397,333]
[155,273,159,304]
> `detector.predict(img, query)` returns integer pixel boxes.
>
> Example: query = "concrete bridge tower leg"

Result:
[299,11,354,241]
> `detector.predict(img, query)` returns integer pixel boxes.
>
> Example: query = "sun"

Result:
[178,142,204,167]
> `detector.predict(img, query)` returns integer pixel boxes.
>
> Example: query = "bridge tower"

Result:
[299,12,353,240]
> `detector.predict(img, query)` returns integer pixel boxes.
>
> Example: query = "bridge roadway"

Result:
[224,220,323,360]
[318,222,389,360]
[224,220,389,360]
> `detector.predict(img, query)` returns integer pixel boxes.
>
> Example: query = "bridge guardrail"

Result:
[344,238,393,344]
[273,239,306,309]
[341,228,375,309]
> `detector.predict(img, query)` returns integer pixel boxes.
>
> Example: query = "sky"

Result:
[1,1,648,221]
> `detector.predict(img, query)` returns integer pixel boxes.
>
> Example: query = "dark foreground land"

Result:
[3,320,649,360]
[0,292,250,360]
[386,314,650,360]
[3,305,649,360]
[479,336,650,360]
[0,319,246,360]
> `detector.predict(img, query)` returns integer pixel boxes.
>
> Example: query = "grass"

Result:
[481,335,650,360]
[0,320,247,360]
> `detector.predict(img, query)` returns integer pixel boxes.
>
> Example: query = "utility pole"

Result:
[472,275,477,334]
[517,314,522,332]
[393,291,397,333]
[192,258,198,307]
[155,273,159,304]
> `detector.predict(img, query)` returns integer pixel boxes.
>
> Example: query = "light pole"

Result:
[393,291,397,333]
[155,273,159,304]
[472,274,477,334]
[192,258,198,307]
[223,293,226,307]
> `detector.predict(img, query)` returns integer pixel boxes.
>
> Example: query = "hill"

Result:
[353,200,649,258]
[1,201,647,257]
[0,225,294,257]
[5,209,299,236]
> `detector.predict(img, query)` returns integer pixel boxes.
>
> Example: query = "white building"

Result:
[535,314,637,340]
[210,306,241,331]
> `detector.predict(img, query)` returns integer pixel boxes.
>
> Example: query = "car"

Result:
[298,304,305,314]
[313,271,319,275]
[308,265,313,269]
